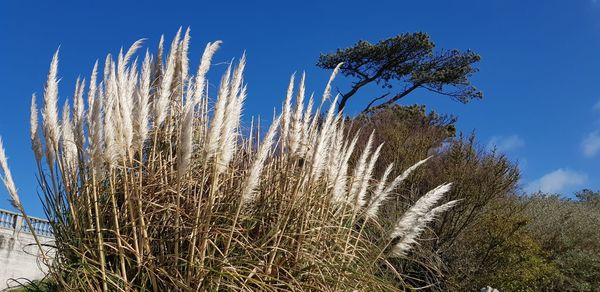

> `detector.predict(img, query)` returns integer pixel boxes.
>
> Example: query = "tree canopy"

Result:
[317,32,483,112]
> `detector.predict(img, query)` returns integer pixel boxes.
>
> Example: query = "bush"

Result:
[348,103,600,291]
[522,192,600,291]
[445,196,560,291]
[350,105,523,290]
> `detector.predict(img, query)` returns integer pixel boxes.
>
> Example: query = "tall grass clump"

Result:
[0,28,457,291]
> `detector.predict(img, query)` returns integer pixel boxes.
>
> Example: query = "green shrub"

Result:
[348,103,600,291]
[350,105,524,290]
[445,196,560,291]
[522,192,600,291]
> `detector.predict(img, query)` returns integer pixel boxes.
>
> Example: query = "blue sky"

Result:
[1,0,599,216]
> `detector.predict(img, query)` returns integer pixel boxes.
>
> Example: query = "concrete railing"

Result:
[0,209,53,238]
[0,208,53,290]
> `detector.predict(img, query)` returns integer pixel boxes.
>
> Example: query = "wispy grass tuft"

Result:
[0,28,457,291]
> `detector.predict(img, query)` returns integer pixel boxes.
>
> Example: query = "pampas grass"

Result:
[0,28,458,291]
[42,50,60,167]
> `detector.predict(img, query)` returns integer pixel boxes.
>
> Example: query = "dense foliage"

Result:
[317,33,482,112]
[349,104,600,291]
[522,191,600,291]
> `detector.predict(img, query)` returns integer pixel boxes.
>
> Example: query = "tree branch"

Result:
[362,92,390,113]
[338,53,417,112]
[366,82,423,112]
[338,74,379,112]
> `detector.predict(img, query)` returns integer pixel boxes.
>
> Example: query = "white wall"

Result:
[0,227,53,290]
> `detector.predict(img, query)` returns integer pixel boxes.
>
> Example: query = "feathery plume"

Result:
[309,94,340,181]
[30,94,43,163]
[382,156,432,198]
[180,28,191,86]
[331,132,360,205]
[205,64,232,161]
[73,77,86,151]
[103,63,120,165]
[0,137,21,209]
[156,35,165,69]
[217,56,246,174]
[103,54,112,85]
[348,131,374,204]
[87,61,98,123]
[281,74,295,150]
[133,51,152,150]
[241,116,280,205]
[177,79,195,179]
[88,85,103,169]
[365,163,394,218]
[355,143,383,208]
[192,41,222,106]
[325,121,342,180]
[61,102,77,170]
[289,73,305,155]
[118,79,134,151]
[115,42,140,151]
[155,29,181,126]
[123,39,145,69]
[151,35,165,92]
[42,49,61,166]
[391,199,458,257]
[299,93,314,156]
[320,63,342,107]
[390,183,453,241]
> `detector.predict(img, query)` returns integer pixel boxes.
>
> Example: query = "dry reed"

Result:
[0,28,458,291]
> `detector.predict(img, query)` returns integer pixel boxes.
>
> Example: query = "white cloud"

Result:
[594,100,600,111]
[487,135,525,152]
[582,131,600,158]
[525,168,588,194]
